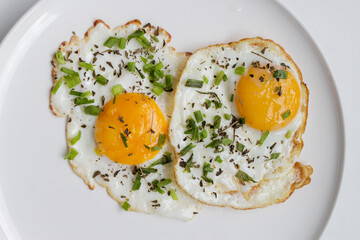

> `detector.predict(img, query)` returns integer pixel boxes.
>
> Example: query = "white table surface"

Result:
[0,0,358,239]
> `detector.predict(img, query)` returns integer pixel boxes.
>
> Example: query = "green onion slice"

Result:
[214,115,221,129]
[51,77,63,95]
[122,201,131,211]
[214,156,223,163]
[132,173,141,191]
[118,37,127,49]
[206,139,220,148]
[236,142,245,153]
[112,84,124,96]
[194,110,203,123]
[270,152,280,159]
[165,75,173,90]
[104,36,119,48]
[180,143,195,156]
[79,62,94,71]
[55,51,66,64]
[71,131,81,145]
[185,79,203,88]
[152,86,164,96]
[258,131,269,146]
[282,110,291,119]
[224,114,231,120]
[214,71,225,85]
[120,133,128,148]
[127,62,136,72]
[95,75,108,85]
[128,30,144,40]
[64,148,78,160]
[169,189,178,200]
[235,170,256,183]
[273,70,288,79]
[157,134,166,146]
[285,130,292,139]
[235,66,246,75]
[221,138,232,146]
[84,105,102,116]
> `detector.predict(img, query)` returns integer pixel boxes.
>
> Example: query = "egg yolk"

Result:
[95,93,167,165]
[235,66,300,131]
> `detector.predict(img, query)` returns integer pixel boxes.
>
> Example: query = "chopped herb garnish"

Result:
[214,71,226,85]
[157,179,172,188]
[152,35,159,42]
[74,97,94,105]
[270,152,280,159]
[127,62,136,72]
[151,146,162,151]
[140,56,148,64]
[148,54,154,59]
[194,110,203,123]
[235,66,246,75]
[112,84,124,96]
[140,167,157,174]
[185,79,203,88]
[214,115,221,129]
[118,37,127,49]
[221,138,232,146]
[84,105,101,116]
[157,134,166,146]
[214,101,222,109]
[103,36,119,48]
[95,75,108,85]
[282,110,291,119]
[136,67,145,79]
[165,75,173,90]
[230,94,234,102]
[235,170,256,183]
[206,139,220,148]
[236,142,245,152]
[214,156,223,163]
[149,152,172,167]
[120,133,128,148]
[224,114,231,120]
[274,86,280,93]
[51,77,63,95]
[55,51,65,64]
[285,130,292,139]
[122,201,131,211]
[61,67,76,75]
[169,189,178,200]
[258,130,269,146]
[69,90,82,96]
[64,148,78,160]
[184,153,194,173]
[128,30,144,40]
[132,173,141,191]
[202,176,214,184]
[81,91,91,98]
[79,62,94,71]
[135,36,151,50]
[202,162,214,184]
[153,82,166,88]
[199,129,208,140]
[61,67,81,88]
[204,99,211,109]
[152,86,164,96]
[196,91,221,103]
[273,70,288,79]
[203,75,209,84]
[180,143,195,156]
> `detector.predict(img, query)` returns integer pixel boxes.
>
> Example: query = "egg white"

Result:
[170,38,312,209]
[50,20,202,220]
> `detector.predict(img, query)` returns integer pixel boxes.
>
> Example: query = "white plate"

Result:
[0,0,344,239]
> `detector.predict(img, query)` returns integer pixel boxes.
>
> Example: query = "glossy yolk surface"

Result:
[95,93,167,165]
[235,66,301,131]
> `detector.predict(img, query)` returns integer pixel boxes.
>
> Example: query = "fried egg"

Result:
[50,19,202,220]
[169,38,312,209]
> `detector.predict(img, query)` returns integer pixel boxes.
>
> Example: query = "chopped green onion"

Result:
[132,173,141,191]
[55,51,65,64]
[61,67,76,75]
[203,75,209,84]
[270,152,280,159]
[221,138,232,146]
[214,71,225,85]
[285,130,292,139]
[120,133,128,148]
[118,37,127,49]
[152,180,164,194]
[154,62,164,70]
[153,82,166,88]
[152,86,164,96]
[79,62,94,71]
[149,152,172,167]
[143,62,154,71]
[202,176,213,184]
[69,90,87,96]
[51,77,63,95]
[157,134,166,146]
[169,189,178,200]
[140,56,148,64]
[203,162,214,176]
[128,30,144,40]
[258,131,269,146]
[194,111,203,123]
[122,201,131,211]
[185,79,203,88]
[64,74,81,88]
[199,129,208,140]
[213,115,221,129]
[214,101,222,109]
[274,86,280,93]
[282,110,291,119]
[148,54,154,59]
[204,99,211,109]
[127,62,136,72]
[95,75,108,85]
[214,156,223,163]
[84,105,101,116]
[74,97,94,105]
[152,35,159,42]
[273,70,288,79]
[112,84,124,96]
[135,67,145,79]
[230,94,234,102]
[81,91,91,98]
[140,167,157,174]
[135,36,150,50]
[151,146,162,151]
[235,170,256,183]
[64,148,78,160]
[184,154,194,173]
[206,139,220,148]
[224,114,231,120]
[180,143,195,156]
[235,66,246,75]
[165,75,173,90]
[157,179,171,188]
[186,117,196,129]
[103,36,119,48]
[236,142,245,152]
